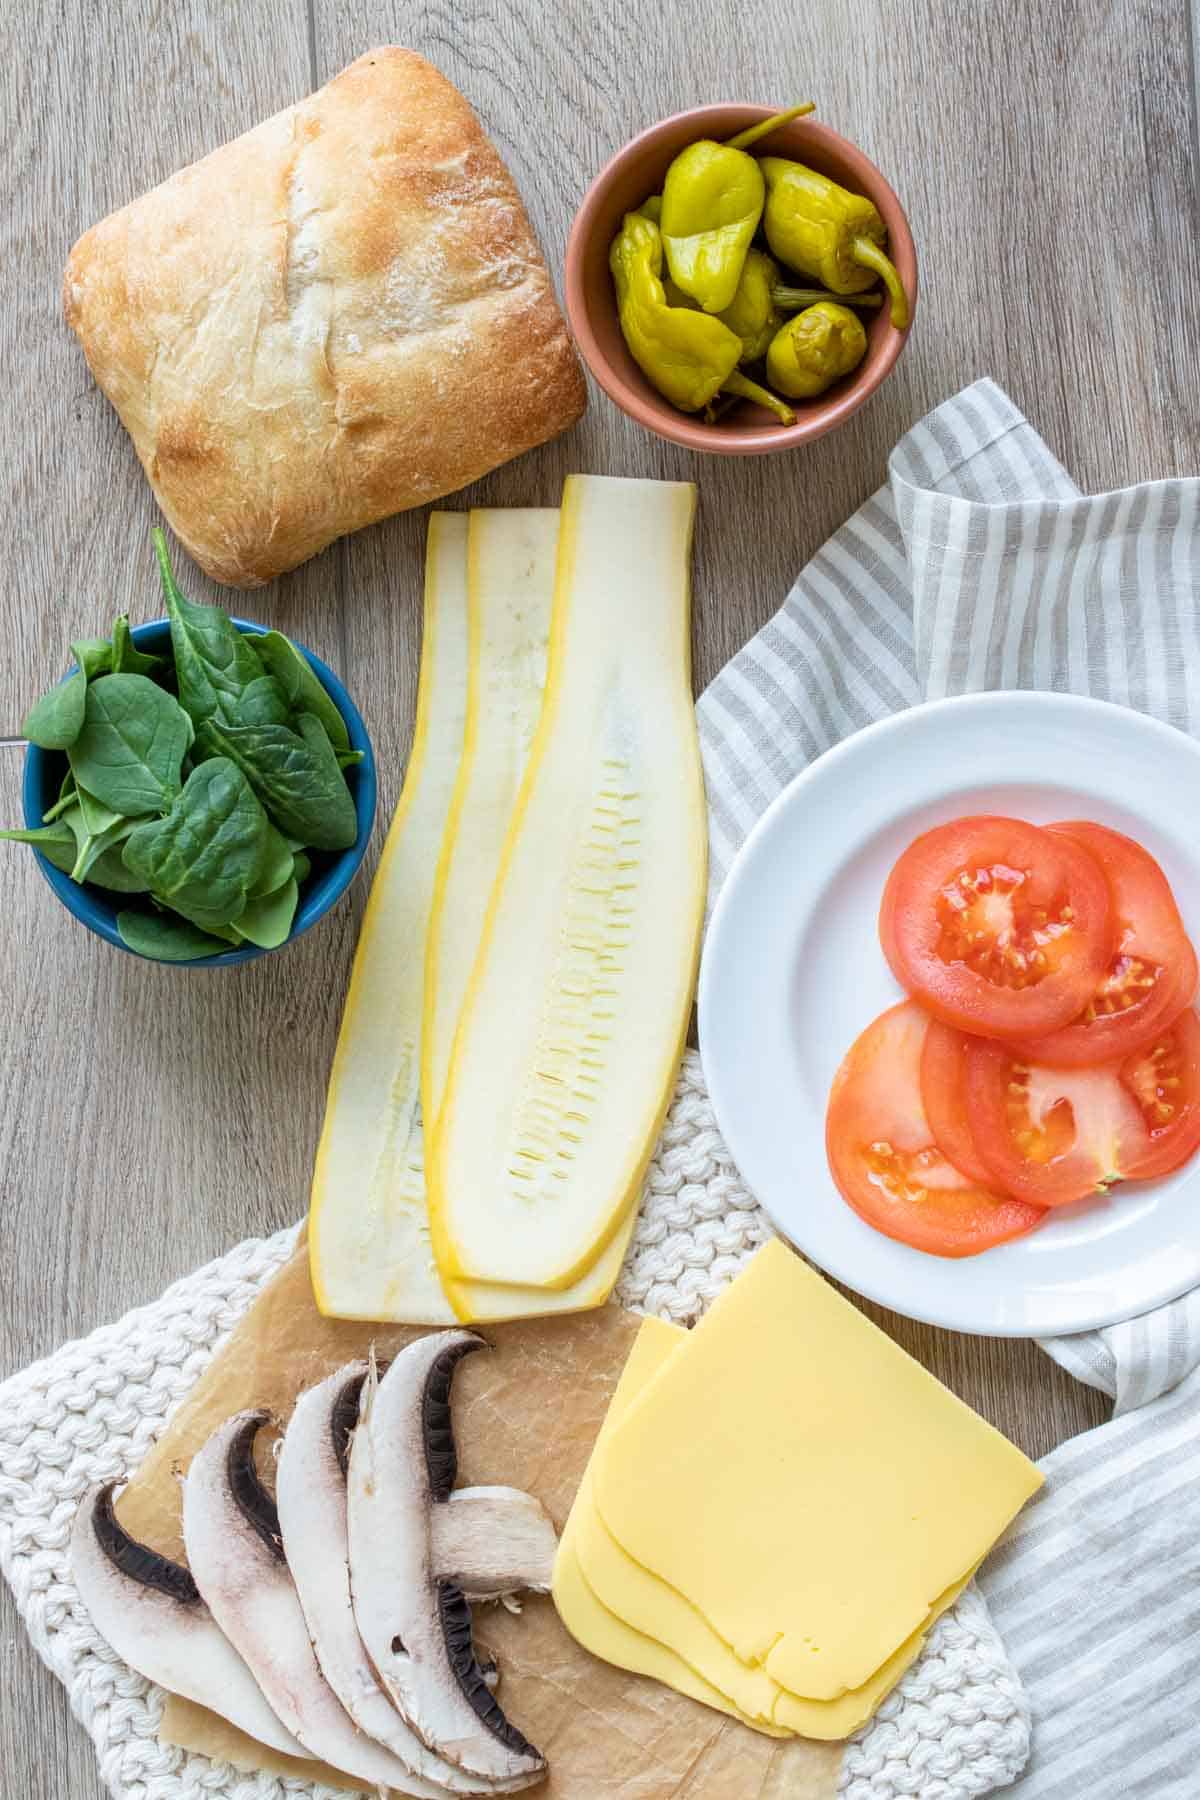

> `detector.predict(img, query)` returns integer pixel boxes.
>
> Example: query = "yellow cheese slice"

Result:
[592,1240,1043,1702]
[574,1484,963,1737]
[564,1318,966,1739]
[555,1317,786,1737]
[554,1546,789,1740]
[575,1498,780,1725]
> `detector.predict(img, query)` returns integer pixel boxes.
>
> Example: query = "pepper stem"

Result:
[721,370,797,426]
[850,238,910,329]
[725,103,815,152]
[772,285,883,311]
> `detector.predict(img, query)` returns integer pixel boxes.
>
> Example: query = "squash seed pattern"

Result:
[365,1037,433,1302]
[504,753,640,1210]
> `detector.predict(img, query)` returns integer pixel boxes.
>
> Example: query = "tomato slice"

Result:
[1012,821,1198,1067]
[919,1019,998,1188]
[964,1037,1149,1206]
[880,816,1113,1039]
[826,1001,1046,1256]
[1119,1008,1200,1178]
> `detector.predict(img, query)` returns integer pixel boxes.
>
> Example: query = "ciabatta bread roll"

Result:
[63,49,586,588]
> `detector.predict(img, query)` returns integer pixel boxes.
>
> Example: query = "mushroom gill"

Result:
[334,1365,558,1601]
[182,1409,453,1797]
[278,1363,534,1796]
[347,1332,546,1787]
[69,1483,308,1760]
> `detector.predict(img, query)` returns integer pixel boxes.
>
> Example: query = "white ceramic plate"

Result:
[698,691,1200,1337]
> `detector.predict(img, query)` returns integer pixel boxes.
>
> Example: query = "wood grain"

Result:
[2,0,1198,1791]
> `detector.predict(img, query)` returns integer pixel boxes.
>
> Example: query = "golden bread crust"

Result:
[63,48,586,587]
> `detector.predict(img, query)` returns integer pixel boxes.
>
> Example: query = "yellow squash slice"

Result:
[310,509,637,1324]
[429,476,706,1290]
[423,509,559,1127]
[309,514,467,1324]
[423,509,635,1322]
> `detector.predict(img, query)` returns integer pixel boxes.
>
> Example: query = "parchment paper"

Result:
[119,1242,841,1800]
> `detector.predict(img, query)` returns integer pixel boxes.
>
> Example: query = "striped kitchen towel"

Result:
[695,377,1200,1800]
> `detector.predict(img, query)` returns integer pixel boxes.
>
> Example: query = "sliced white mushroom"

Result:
[277,1364,533,1796]
[182,1409,453,1797]
[70,1483,308,1760]
[326,1363,557,1603]
[433,1488,557,1601]
[347,1333,545,1787]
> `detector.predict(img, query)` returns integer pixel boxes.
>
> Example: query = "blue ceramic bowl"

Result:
[22,619,377,968]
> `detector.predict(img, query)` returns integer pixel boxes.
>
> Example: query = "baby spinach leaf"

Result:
[23,670,87,751]
[155,529,260,723]
[336,747,365,770]
[71,816,137,885]
[82,837,151,894]
[76,785,122,839]
[69,674,191,816]
[166,889,249,933]
[292,850,312,886]
[229,876,299,949]
[42,802,136,886]
[0,822,76,848]
[122,757,271,920]
[250,823,295,899]
[8,802,144,892]
[1,820,79,876]
[39,835,79,877]
[116,910,231,962]
[195,713,358,851]
[295,711,359,839]
[228,675,289,730]
[171,915,242,945]
[253,631,350,749]
[112,615,162,677]
[72,638,114,681]
[42,769,78,824]
[51,804,87,861]
[42,804,112,887]
[1,816,82,877]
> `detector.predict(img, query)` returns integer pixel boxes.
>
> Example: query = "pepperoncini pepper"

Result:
[717,248,782,361]
[659,104,814,314]
[765,301,868,398]
[664,248,783,363]
[661,274,695,311]
[609,212,796,422]
[759,157,910,329]
[660,142,764,313]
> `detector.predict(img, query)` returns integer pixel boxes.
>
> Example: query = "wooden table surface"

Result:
[3,0,1198,1791]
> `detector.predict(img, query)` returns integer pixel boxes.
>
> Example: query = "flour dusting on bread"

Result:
[63,48,586,588]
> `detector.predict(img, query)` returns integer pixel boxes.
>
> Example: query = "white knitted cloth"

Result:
[0,1050,1029,1800]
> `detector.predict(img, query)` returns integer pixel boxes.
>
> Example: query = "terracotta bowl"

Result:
[565,105,918,455]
